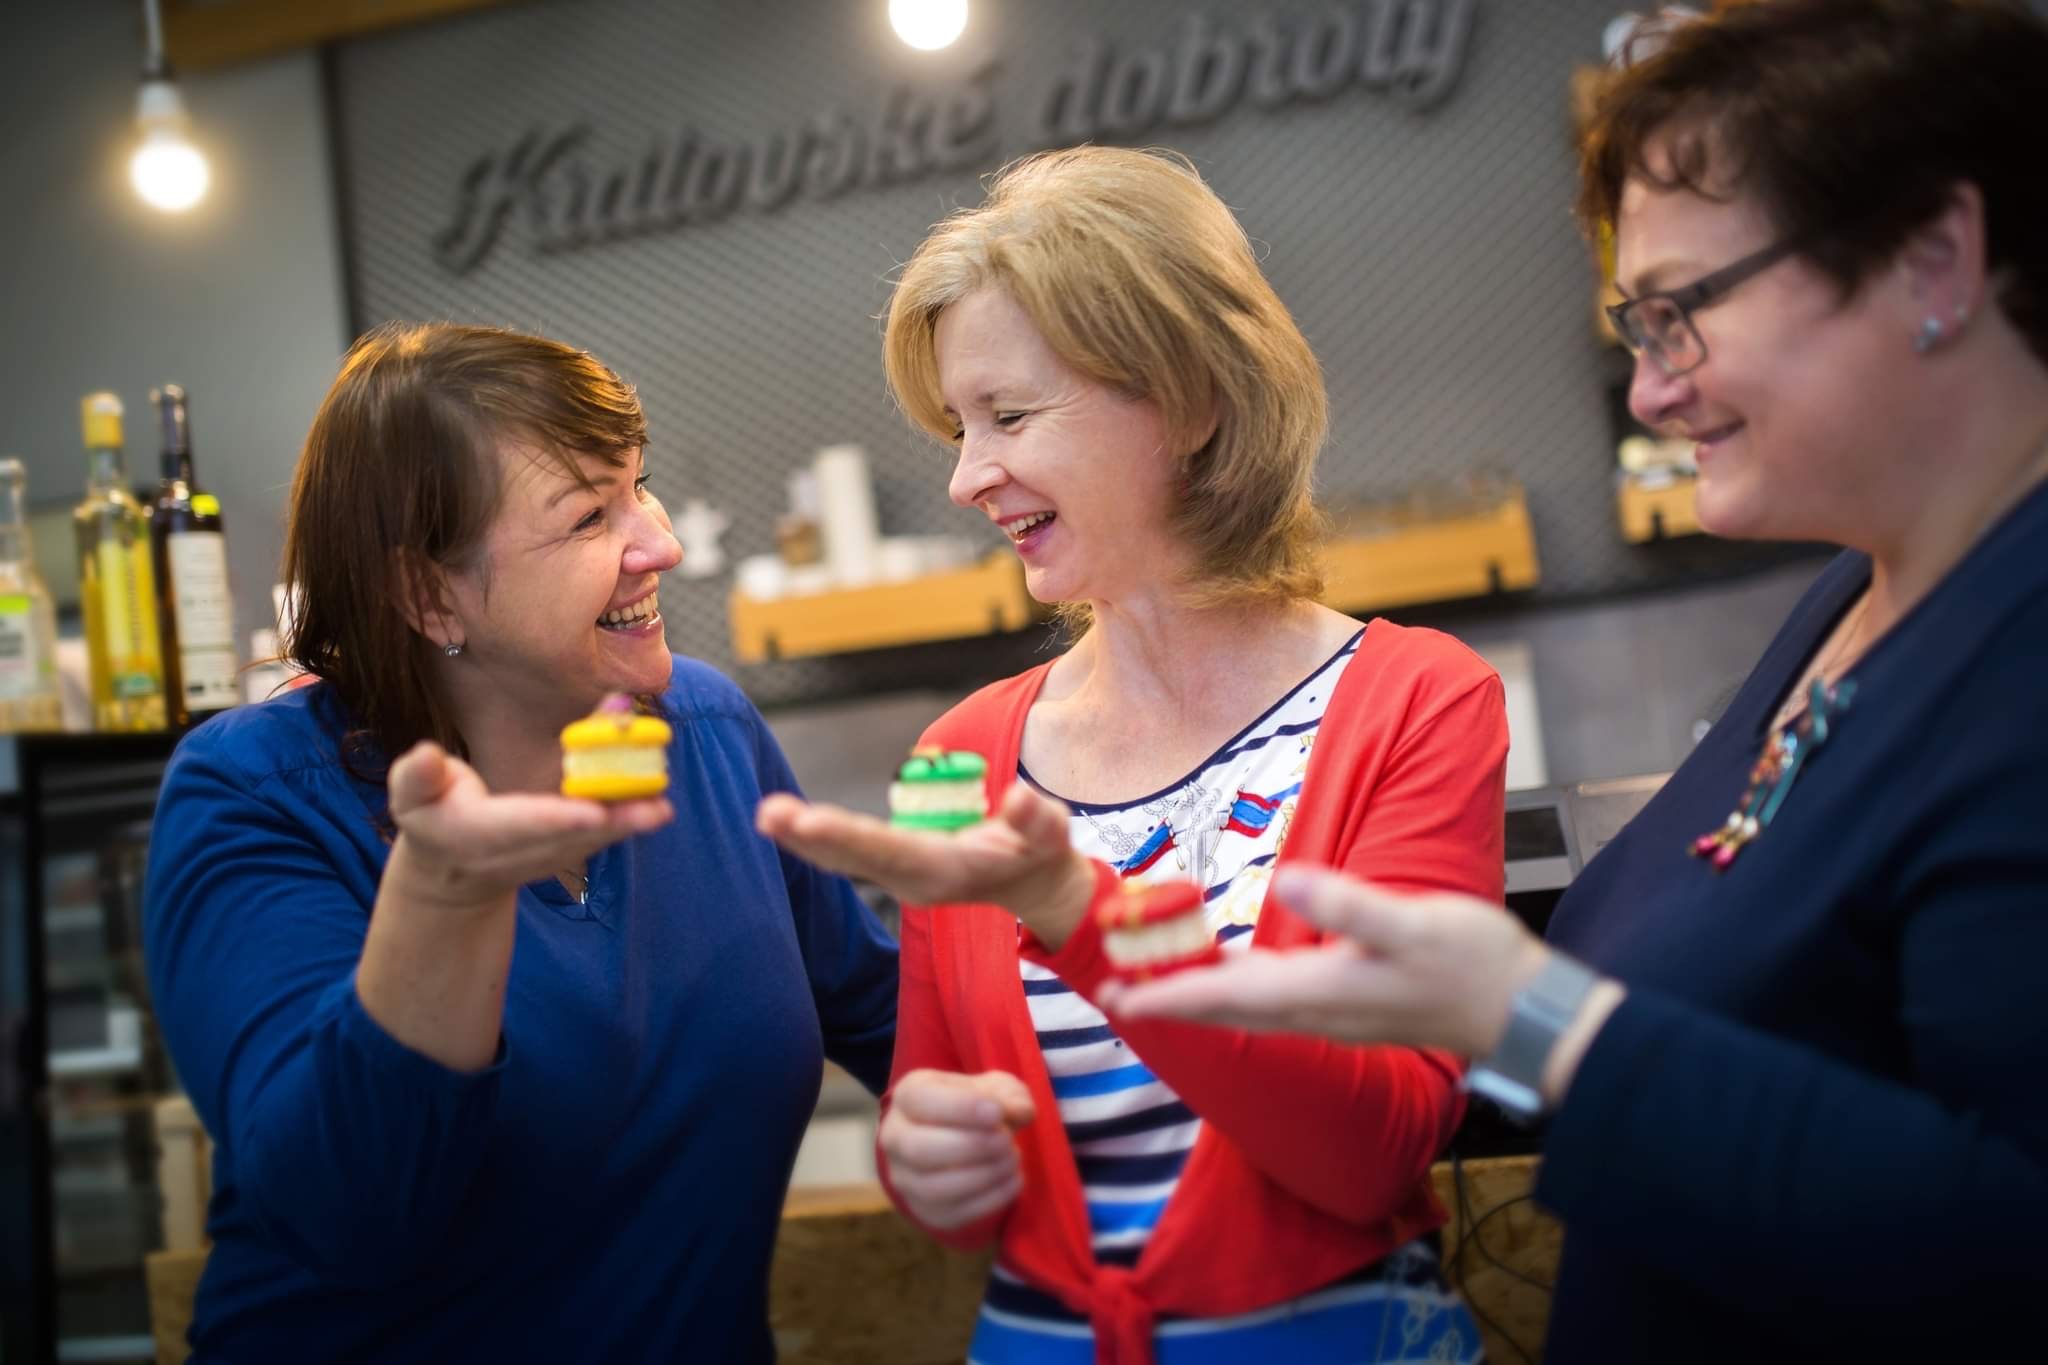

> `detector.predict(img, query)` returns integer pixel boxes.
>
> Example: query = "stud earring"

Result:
[1912,315,1944,354]
[443,642,464,658]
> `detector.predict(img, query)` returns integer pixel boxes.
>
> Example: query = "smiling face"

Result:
[439,441,681,720]
[1614,139,1925,545]
[935,288,1193,607]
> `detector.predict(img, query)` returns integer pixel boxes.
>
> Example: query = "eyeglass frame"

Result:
[1606,237,1802,377]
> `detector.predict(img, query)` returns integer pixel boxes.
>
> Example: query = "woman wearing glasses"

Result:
[1109,1,2048,1360]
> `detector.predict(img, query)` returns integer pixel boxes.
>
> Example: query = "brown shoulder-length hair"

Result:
[281,322,647,778]
[1578,0,2048,366]
[883,146,1328,625]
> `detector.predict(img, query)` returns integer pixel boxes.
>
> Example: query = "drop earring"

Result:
[1912,315,1944,354]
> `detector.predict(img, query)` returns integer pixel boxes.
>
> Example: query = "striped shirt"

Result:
[976,630,1483,1363]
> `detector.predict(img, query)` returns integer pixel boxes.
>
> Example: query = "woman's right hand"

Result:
[384,740,674,912]
[881,1069,1036,1230]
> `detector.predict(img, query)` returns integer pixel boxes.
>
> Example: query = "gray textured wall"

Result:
[0,3,351,657]
[332,0,1802,707]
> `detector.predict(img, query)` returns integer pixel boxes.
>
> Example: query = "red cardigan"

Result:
[879,620,1509,1364]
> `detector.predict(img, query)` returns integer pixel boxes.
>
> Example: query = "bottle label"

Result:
[96,536,163,701]
[0,595,36,700]
[167,530,238,709]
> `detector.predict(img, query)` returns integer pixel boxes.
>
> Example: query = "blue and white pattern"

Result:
[979,629,1485,1363]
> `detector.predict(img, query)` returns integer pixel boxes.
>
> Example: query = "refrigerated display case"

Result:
[1,733,181,1364]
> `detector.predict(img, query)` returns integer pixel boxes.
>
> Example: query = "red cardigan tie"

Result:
[1086,1266,1158,1365]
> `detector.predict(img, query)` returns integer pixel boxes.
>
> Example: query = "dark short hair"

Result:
[282,323,647,774]
[1578,0,2048,366]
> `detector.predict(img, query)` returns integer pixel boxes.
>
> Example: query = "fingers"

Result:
[396,780,674,897]
[1270,865,1418,951]
[882,1069,1029,1229]
[1106,949,1331,1023]
[893,1069,1025,1129]
[595,796,675,838]
[885,1116,1018,1169]
[969,1069,1037,1130]
[755,792,806,839]
[388,742,456,818]
[906,1163,1025,1231]
[997,783,1073,855]
[1103,945,1395,1043]
[897,1155,1023,1205]
[760,799,963,900]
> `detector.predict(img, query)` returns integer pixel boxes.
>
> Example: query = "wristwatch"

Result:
[1464,951,1602,1121]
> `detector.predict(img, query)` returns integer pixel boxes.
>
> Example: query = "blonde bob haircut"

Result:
[883,146,1327,612]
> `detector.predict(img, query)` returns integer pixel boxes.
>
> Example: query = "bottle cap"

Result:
[81,393,124,450]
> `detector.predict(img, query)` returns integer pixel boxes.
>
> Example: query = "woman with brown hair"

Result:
[141,323,898,1363]
[760,146,1507,1363]
[1110,2,2048,1360]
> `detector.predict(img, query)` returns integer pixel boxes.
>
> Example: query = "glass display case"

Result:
[1,733,181,1364]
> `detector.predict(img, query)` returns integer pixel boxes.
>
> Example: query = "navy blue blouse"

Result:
[145,656,898,1363]
[1537,482,2048,1361]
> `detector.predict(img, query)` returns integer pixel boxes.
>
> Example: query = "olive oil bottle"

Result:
[75,393,167,730]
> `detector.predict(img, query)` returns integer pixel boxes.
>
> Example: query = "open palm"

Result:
[758,783,1093,942]
[389,741,674,906]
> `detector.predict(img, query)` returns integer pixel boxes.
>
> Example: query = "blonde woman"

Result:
[761,147,1506,1364]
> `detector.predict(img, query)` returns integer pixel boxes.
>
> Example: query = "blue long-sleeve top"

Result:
[142,656,899,1363]
[1536,482,2048,1361]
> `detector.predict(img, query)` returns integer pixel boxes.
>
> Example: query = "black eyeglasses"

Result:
[1606,238,1800,377]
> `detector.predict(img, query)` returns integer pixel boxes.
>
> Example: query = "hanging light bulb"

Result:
[888,0,969,51]
[131,78,209,212]
[129,0,209,213]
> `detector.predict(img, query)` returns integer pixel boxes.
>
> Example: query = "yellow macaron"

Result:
[560,694,673,800]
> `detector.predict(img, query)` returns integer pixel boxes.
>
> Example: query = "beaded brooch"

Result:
[1692,677,1857,871]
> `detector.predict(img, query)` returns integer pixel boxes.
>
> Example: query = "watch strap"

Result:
[1465,951,1601,1120]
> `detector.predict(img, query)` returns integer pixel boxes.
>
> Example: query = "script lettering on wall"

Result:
[434,0,1477,273]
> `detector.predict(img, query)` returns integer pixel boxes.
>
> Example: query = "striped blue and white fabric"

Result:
[973,631,1485,1364]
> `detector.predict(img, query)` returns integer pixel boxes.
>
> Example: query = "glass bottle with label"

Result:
[74,393,167,731]
[148,385,236,726]
[0,456,65,732]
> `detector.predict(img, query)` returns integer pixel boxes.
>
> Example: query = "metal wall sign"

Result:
[434,0,1477,272]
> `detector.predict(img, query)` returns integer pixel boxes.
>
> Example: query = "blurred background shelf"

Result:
[1318,483,1542,614]
[1618,475,1704,543]
[731,486,1549,666]
[729,551,1039,663]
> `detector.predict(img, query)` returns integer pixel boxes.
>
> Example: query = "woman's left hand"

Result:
[758,783,1099,950]
[1101,864,1554,1057]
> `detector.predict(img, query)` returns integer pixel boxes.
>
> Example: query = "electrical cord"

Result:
[1443,1150,1556,1365]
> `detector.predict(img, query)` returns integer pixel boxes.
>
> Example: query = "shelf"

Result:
[1617,475,1704,543]
[1317,486,1541,614]
[50,1045,145,1078]
[729,489,1544,663]
[56,1333,155,1363]
[729,551,1038,664]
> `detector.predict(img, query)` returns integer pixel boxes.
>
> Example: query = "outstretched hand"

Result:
[758,783,1098,949]
[1100,864,1550,1057]
[387,741,674,911]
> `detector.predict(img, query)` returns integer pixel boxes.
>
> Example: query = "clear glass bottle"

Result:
[0,456,65,732]
[148,385,237,726]
[74,393,167,731]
